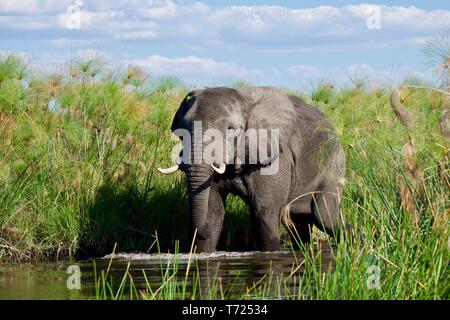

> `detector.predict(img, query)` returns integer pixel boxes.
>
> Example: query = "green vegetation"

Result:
[310,80,335,104]
[0,54,449,299]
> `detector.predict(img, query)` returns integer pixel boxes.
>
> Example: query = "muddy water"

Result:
[0,248,334,300]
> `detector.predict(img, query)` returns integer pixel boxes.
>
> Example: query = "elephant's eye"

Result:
[227,125,234,130]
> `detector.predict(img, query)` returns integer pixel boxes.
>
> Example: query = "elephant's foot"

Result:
[194,238,217,253]
[256,238,281,252]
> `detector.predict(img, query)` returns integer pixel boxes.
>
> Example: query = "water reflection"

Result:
[0,247,334,300]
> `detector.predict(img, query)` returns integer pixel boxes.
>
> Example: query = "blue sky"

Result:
[0,1,449,88]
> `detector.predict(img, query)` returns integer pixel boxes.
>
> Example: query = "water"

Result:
[0,248,334,300]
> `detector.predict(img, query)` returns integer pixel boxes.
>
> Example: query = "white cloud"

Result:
[72,49,108,61]
[281,62,430,87]
[287,65,321,77]
[347,63,376,76]
[140,0,178,19]
[114,30,157,40]
[48,37,102,48]
[1,2,448,50]
[0,0,66,14]
[0,15,55,30]
[0,50,28,60]
[380,6,450,30]
[272,68,282,77]
[129,54,261,79]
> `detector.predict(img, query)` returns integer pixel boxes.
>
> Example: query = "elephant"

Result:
[158,87,347,252]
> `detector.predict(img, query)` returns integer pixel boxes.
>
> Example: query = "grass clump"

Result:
[310,80,335,105]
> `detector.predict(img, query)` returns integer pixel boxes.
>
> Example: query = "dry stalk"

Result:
[389,87,412,128]
[390,85,450,139]
[398,140,424,226]
[439,108,450,139]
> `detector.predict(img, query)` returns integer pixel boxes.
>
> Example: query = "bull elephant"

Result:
[158,87,347,252]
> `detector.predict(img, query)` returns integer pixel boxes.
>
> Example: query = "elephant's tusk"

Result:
[157,157,182,174]
[211,163,226,174]
[157,165,179,174]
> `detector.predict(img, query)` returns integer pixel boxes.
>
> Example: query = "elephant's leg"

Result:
[194,190,227,252]
[311,179,347,239]
[247,155,292,251]
[251,206,281,251]
[290,213,314,245]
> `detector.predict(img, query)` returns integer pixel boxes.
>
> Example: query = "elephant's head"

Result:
[158,87,297,243]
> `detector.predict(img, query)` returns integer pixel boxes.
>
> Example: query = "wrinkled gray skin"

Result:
[170,87,347,252]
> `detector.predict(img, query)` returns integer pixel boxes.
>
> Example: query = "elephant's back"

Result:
[288,95,329,124]
[287,94,343,188]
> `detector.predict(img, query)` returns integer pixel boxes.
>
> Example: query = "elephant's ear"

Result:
[236,87,297,165]
[171,90,199,131]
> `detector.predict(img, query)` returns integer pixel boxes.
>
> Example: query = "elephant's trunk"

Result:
[187,164,213,240]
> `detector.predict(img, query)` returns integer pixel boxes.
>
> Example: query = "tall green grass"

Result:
[0,54,448,299]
